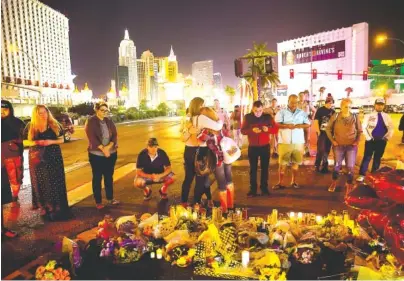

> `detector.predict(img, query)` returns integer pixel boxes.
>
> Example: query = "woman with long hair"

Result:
[85,102,119,209]
[23,105,69,220]
[181,97,223,206]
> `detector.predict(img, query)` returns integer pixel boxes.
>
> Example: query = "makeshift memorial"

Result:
[35,260,71,280]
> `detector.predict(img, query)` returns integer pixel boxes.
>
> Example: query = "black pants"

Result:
[89,152,117,204]
[315,132,332,169]
[359,139,387,176]
[248,144,270,193]
[181,146,206,204]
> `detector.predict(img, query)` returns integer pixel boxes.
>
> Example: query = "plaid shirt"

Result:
[197,129,224,167]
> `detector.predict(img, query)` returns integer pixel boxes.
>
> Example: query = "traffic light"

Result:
[363,70,368,81]
[312,69,317,79]
[234,59,243,77]
[264,56,273,74]
[289,69,294,79]
[337,70,343,80]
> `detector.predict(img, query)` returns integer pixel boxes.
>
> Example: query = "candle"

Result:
[192,211,198,220]
[150,252,155,259]
[241,250,250,267]
[289,212,295,220]
[271,209,278,225]
[156,249,163,259]
[297,212,303,219]
[316,215,322,224]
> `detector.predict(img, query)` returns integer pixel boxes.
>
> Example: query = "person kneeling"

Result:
[134,138,176,200]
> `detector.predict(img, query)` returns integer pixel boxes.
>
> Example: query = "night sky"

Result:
[41,0,404,96]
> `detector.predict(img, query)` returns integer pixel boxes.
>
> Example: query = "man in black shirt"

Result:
[134,138,175,200]
[314,97,335,173]
[1,100,25,208]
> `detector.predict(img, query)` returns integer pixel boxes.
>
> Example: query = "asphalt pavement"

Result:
[1,114,403,278]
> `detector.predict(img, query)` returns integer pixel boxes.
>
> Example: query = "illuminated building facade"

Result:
[1,0,74,110]
[192,60,213,87]
[118,29,139,107]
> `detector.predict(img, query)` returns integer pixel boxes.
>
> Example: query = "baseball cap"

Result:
[1,100,11,108]
[147,138,159,147]
[375,98,385,105]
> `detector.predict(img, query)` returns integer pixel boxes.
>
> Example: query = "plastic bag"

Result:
[154,217,177,239]
[116,215,138,234]
[138,213,159,229]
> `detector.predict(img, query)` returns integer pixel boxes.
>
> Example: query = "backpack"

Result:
[331,112,359,137]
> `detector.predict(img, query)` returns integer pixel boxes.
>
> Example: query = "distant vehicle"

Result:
[22,113,75,142]
[384,105,397,113]
[362,105,374,114]
[396,104,404,113]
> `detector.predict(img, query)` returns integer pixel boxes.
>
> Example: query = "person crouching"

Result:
[134,138,176,200]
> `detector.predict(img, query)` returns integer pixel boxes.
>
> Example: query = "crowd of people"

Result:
[1,92,402,239]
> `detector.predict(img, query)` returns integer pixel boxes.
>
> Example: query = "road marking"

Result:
[64,161,89,173]
[67,162,136,206]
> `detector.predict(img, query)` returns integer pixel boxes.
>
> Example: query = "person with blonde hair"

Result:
[326,98,362,193]
[181,97,223,207]
[23,105,69,220]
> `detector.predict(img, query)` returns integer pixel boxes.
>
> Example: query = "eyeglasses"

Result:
[100,109,109,113]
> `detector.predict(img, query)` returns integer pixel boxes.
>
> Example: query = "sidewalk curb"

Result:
[75,116,181,128]
[67,163,136,206]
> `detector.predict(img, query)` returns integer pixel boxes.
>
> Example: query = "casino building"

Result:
[276,22,370,104]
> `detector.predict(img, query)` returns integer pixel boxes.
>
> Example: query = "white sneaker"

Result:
[356,176,365,182]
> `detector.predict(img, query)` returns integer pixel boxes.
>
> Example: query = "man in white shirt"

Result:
[274,94,311,190]
[357,99,394,181]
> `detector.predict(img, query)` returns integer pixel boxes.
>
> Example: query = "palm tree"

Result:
[243,42,280,94]
[224,85,236,104]
[345,87,353,98]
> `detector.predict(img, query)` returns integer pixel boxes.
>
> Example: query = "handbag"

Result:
[29,147,46,166]
[220,136,241,164]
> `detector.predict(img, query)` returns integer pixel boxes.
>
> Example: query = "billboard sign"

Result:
[282,40,345,66]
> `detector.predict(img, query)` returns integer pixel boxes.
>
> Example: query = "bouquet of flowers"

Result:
[35,260,71,280]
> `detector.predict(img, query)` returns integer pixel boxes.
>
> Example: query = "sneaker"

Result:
[2,229,18,238]
[328,182,337,192]
[356,176,365,182]
[247,191,258,197]
[290,182,300,189]
[159,189,168,200]
[108,199,120,205]
[143,189,152,201]
[314,166,321,173]
[272,183,283,190]
[96,204,105,210]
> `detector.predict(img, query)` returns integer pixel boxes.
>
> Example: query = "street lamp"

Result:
[375,34,404,46]
[9,44,43,102]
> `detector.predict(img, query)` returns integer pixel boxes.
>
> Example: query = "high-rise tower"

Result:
[118,29,139,107]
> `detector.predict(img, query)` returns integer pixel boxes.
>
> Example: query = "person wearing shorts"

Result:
[134,138,176,200]
[273,94,311,189]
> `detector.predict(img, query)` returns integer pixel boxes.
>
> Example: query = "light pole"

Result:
[9,44,43,103]
[376,35,404,46]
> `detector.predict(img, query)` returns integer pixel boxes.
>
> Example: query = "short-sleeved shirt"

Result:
[275,108,311,144]
[136,148,171,174]
[314,107,335,131]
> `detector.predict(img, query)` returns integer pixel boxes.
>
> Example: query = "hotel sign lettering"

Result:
[282,40,345,66]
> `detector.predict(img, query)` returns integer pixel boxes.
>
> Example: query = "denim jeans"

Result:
[181,146,207,204]
[359,139,387,176]
[248,144,270,192]
[332,145,357,184]
[315,132,332,169]
[233,129,243,148]
[89,152,117,204]
[205,163,233,191]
